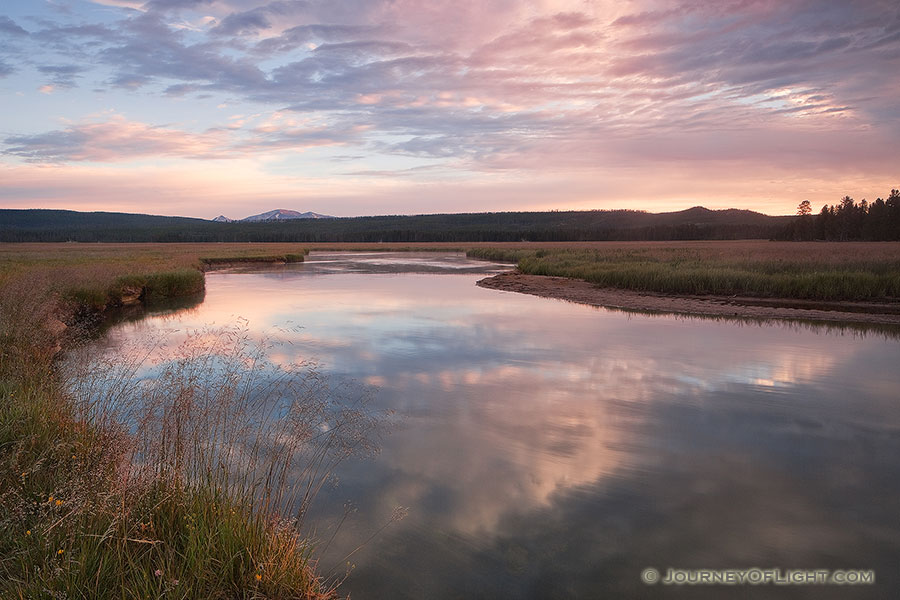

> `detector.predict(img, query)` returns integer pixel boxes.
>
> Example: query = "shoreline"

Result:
[476,271,900,327]
[7,252,338,598]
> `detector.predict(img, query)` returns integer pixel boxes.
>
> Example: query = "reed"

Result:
[468,245,900,301]
[200,251,308,267]
[0,250,389,599]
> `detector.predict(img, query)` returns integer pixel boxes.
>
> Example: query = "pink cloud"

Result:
[3,0,898,216]
[2,112,364,163]
[3,115,230,162]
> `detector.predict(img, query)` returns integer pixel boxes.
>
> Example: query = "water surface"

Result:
[94,252,900,599]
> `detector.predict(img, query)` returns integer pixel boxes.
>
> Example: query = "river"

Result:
[85,252,900,599]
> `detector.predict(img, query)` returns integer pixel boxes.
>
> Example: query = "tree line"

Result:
[0,208,789,243]
[779,189,900,241]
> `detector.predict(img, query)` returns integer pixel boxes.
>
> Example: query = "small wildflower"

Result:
[171,579,179,586]
[48,495,54,503]
[155,569,163,577]
[57,549,64,555]
[55,499,63,506]
[255,574,262,582]
[26,530,31,536]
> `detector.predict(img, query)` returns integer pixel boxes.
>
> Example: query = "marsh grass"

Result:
[121,270,206,300]
[468,245,900,301]
[0,243,311,313]
[1,320,386,598]
[0,246,393,599]
[200,251,308,267]
[62,270,206,315]
[0,273,63,377]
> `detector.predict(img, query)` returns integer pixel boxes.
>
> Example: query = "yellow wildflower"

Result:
[55,499,63,506]
[255,574,262,582]
[26,530,31,536]
[57,549,64,555]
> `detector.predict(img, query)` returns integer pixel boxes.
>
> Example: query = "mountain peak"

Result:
[212,215,233,222]
[241,209,334,222]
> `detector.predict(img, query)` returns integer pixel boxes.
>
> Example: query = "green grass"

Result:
[0,244,308,314]
[64,269,206,312]
[0,243,311,305]
[468,245,900,301]
[0,318,352,598]
[0,245,385,599]
[0,373,336,599]
[200,251,308,267]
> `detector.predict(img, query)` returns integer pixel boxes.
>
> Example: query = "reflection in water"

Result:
[595,303,900,341]
[93,253,900,599]
[84,290,206,341]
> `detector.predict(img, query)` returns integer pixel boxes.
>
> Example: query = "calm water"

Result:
[93,252,900,599]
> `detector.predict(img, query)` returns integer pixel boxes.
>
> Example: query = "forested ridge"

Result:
[0,206,790,243]
[3,194,897,243]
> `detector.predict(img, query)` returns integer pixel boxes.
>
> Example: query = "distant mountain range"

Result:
[0,206,794,243]
[213,209,334,222]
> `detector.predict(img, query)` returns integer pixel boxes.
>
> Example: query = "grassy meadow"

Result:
[2,239,899,598]
[0,243,315,315]
[467,240,900,302]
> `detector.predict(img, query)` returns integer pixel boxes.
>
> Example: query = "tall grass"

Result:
[468,246,900,301]
[0,243,311,316]
[65,269,206,313]
[1,319,385,598]
[200,252,307,267]
[0,252,389,599]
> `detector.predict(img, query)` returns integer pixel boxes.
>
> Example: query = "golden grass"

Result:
[468,241,900,301]
[0,243,311,299]
[0,325,355,599]
[0,243,394,599]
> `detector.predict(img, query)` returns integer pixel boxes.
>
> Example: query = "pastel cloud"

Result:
[0,0,897,216]
[1,111,364,164]
[2,114,230,162]
[37,65,87,88]
[0,15,27,36]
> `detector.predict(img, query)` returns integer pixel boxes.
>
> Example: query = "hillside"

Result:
[0,207,793,243]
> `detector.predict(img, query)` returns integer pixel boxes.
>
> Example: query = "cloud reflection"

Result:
[92,253,900,598]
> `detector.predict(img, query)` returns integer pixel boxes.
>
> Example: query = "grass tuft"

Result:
[0,317,382,598]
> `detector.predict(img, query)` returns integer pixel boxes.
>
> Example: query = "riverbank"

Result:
[478,271,900,326]
[0,245,338,599]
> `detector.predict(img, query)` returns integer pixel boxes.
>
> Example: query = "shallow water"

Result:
[92,252,900,599]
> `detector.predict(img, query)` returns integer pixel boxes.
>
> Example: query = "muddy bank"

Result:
[477,271,900,326]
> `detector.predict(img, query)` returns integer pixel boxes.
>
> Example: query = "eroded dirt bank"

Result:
[477,271,900,326]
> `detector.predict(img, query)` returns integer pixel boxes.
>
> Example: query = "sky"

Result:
[0,0,898,219]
